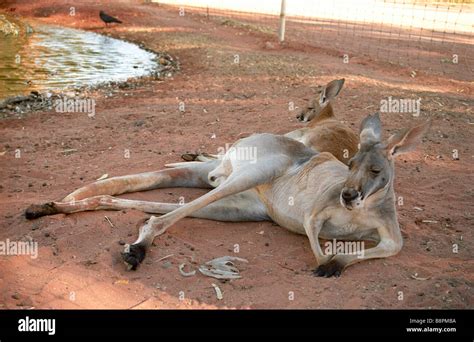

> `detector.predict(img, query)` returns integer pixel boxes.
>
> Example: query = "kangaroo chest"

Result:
[320,207,379,240]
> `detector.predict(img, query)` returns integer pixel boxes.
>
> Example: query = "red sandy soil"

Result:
[0,0,472,309]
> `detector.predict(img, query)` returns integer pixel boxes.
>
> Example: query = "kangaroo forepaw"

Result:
[181,152,216,162]
[25,202,59,220]
[312,259,344,278]
[121,243,146,270]
[181,153,199,161]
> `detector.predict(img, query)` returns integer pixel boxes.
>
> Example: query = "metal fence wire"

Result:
[151,0,474,81]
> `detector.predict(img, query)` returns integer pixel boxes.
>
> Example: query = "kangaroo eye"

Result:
[348,160,354,170]
[371,168,382,175]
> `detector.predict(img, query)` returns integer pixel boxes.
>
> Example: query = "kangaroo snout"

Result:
[341,188,359,204]
[296,111,306,122]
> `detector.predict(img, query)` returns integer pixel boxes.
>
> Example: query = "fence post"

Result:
[278,0,286,43]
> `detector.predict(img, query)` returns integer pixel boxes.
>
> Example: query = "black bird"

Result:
[99,10,122,26]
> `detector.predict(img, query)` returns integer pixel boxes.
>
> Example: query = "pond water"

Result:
[0,24,159,100]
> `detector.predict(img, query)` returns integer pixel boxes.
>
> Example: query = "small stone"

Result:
[161,261,172,269]
[134,120,145,127]
[18,297,33,307]
[264,41,275,49]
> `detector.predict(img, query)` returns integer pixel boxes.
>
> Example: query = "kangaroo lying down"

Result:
[184,78,359,165]
[25,113,429,277]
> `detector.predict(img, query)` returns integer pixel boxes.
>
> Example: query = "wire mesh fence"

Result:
[150,0,474,80]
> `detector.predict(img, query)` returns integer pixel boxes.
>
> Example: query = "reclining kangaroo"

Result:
[25,113,429,277]
[184,79,359,165]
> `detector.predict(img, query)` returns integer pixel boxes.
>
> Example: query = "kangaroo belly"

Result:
[254,155,348,236]
[254,184,307,235]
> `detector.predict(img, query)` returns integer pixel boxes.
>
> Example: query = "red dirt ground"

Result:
[0,0,472,309]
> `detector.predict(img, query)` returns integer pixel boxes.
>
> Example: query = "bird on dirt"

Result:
[99,10,122,26]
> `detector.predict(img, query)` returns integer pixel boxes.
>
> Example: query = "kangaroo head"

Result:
[296,78,345,123]
[340,112,430,210]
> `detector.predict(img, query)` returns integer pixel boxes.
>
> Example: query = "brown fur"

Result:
[295,152,339,182]
[292,79,359,165]
[306,121,359,162]
[307,103,335,127]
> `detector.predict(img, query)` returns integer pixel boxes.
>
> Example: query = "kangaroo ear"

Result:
[360,112,382,145]
[385,120,431,158]
[319,78,345,106]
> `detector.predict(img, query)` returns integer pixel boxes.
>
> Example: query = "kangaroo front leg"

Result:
[122,169,274,270]
[314,221,403,278]
[304,210,332,267]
